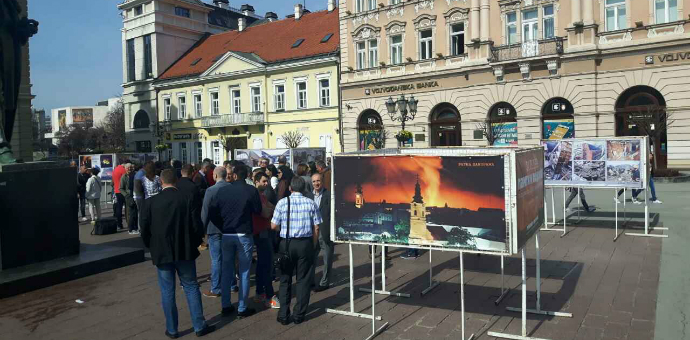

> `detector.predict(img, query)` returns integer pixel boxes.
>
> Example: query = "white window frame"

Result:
[177,94,187,119]
[522,9,539,42]
[212,141,221,166]
[450,23,465,56]
[180,142,188,164]
[605,0,627,31]
[193,92,202,118]
[231,88,241,114]
[368,39,378,68]
[390,35,403,64]
[295,80,308,109]
[163,96,171,121]
[654,0,678,24]
[196,141,203,165]
[209,90,219,116]
[274,83,285,111]
[318,78,331,107]
[356,41,366,69]
[250,85,262,113]
[543,5,555,39]
[355,0,364,12]
[506,12,518,44]
[390,0,401,5]
[367,0,376,11]
[419,29,433,60]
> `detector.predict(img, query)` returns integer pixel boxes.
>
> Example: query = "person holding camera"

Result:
[270,177,322,325]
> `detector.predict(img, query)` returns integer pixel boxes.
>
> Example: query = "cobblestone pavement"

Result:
[0,186,674,340]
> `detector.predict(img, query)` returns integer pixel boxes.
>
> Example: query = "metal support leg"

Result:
[459,252,475,340]
[327,244,383,320]
[562,188,567,236]
[577,188,581,222]
[614,189,620,241]
[421,248,440,296]
[364,246,389,340]
[495,255,509,305]
[541,188,562,234]
[359,246,412,298]
[626,186,668,238]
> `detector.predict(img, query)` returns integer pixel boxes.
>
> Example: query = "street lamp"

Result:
[385,94,418,131]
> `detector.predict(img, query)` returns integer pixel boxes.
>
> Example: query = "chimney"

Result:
[295,4,303,20]
[328,0,335,12]
[213,0,229,9]
[265,12,278,21]
[240,4,255,16]
[238,17,246,31]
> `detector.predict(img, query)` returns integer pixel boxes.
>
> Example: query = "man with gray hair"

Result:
[315,160,331,192]
[201,166,229,298]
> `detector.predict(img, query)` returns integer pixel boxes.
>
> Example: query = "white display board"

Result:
[234,148,326,169]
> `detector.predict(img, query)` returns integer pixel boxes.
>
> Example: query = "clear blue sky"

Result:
[30,0,327,113]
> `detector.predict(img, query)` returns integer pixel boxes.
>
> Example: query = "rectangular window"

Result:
[180,143,188,164]
[210,91,219,116]
[296,82,307,109]
[390,35,403,64]
[274,84,285,111]
[232,89,241,114]
[355,0,364,12]
[543,5,555,39]
[193,94,202,117]
[178,95,186,119]
[391,0,401,4]
[251,86,261,113]
[196,142,203,165]
[164,98,171,121]
[605,0,626,31]
[126,39,135,82]
[143,35,153,79]
[419,30,433,60]
[134,5,143,16]
[522,9,538,41]
[356,41,366,69]
[506,12,517,44]
[367,0,376,10]
[175,7,190,18]
[655,0,678,24]
[167,143,173,162]
[319,79,330,107]
[212,141,221,166]
[368,40,378,68]
[450,23,465,56]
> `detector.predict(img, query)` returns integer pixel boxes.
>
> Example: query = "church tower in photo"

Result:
[408,175,431,242]
[355,183,364,208]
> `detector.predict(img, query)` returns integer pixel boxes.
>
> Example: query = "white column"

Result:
[471,0,480,41]
[572,0,582,25]
[583,0,594,25]
[480,0,490,41]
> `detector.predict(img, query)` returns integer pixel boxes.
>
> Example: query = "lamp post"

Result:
[385,94,418,132]
[150,120,171,159]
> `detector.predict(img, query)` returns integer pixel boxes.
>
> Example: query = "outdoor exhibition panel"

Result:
[78,153,157,202]
[234,148,327,169]
[542,136,649,189]
[331,147,544,255]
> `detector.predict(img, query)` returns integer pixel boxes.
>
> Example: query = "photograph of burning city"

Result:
[333,155,508,252]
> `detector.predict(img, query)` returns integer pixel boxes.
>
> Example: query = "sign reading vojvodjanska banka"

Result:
[365,81,439,95]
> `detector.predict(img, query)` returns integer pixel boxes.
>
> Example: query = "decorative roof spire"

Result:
[356,183,363,195]
[412,175,423,203]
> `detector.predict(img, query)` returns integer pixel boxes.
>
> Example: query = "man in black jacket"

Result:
[308,172,333,292]
[176,164,202,221]
[140,169,214,338]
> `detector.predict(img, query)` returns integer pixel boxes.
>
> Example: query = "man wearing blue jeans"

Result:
[140,169,214,338]
[205,165,262,318]
[201,166,230,298]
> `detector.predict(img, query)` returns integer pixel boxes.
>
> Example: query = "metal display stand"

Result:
[625,188,668,238]
[495,255,510,305]
[459,252,476,340]
[359,246,412,298]
[366,247,389,340]
[488,233,572,340]
[421,247,440,296]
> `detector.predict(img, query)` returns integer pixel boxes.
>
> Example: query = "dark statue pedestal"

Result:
[0,162,80,271]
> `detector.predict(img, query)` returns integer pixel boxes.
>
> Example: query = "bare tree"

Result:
[218,134,247,160]
[625,106,675,169]
[475,120,512,146]
[278,130,307,149]
[99,97,126,152]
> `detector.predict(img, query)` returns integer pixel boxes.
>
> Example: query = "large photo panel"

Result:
[515,149,545,251]
[334,155,508,253]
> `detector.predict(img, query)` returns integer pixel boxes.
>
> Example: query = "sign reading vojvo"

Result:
[645,52,690,65]
[365,81,439,95]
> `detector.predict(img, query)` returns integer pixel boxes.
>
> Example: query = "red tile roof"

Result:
[159,9,339,80]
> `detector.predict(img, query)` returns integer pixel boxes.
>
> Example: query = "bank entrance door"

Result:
[430,104,462,147]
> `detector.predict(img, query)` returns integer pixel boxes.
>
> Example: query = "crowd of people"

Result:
[83,156,334,337]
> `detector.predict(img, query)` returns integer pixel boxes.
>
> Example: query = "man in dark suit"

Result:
[177,164,202,228]
[140,169,214,338]
[308,172,333,292]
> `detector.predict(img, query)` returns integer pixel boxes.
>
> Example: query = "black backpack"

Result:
[91,217,118,235]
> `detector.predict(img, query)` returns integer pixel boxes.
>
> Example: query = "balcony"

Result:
[200,113,264,128]
[490,37,564,63]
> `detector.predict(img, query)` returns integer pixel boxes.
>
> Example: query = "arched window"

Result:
[488,102,517,146]
[430,103,461,147]
[133,110,150,129]
[358,110,384,150]
[615,85,667,168]
[542,97,574,140]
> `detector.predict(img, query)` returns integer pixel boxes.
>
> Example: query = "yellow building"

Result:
[152,6,340,165]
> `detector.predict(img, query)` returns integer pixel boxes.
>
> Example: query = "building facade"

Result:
[152,5,340,165]
[339,0,690,168]
[46,98,120,144]
[117,0,262,154]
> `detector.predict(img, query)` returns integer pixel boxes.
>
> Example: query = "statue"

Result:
[0,0,39,164]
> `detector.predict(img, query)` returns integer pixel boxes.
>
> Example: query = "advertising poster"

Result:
[79,155,92,169]
[334,155,508,253]
[542,137,646,188]
[543,119,575,140]
[72,108,94,128]
[359,129,384,151]
[493,122,518,146]
[58,110,67,130]
[291,148,326,170]
[235,149,290,167]
[99,154,114,181]
[515,149,545,250]
[90,155,101,172]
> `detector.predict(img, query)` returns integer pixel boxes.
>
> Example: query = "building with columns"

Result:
[339,0,690,168]
[117,0,263,154]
